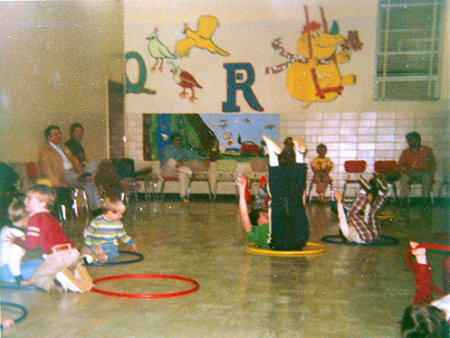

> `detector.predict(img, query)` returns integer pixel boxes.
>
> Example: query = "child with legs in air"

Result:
[333,176,389,243]
[82,196,137,263]
[238,135,309,251]
[9,184,92,292]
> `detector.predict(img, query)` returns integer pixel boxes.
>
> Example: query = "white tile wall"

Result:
[126,111,450,198]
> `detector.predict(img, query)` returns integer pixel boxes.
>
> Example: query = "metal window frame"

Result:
[375,0,445,100]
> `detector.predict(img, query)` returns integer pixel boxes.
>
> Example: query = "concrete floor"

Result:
[2,197,449,337]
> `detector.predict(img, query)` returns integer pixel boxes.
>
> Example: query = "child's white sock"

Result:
[263,135,281,167]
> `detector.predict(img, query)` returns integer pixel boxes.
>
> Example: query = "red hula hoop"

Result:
[91,273,200,299]
[406,243,450,296]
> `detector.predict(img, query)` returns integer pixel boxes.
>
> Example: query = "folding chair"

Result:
[248,159,268,195]
[342,160,367,201]
[214,160,238,202]
[186,160,212,201]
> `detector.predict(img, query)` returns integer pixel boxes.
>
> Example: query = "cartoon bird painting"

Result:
[168,61,202,101]
[175,15,230,58]
[146,27,176,72]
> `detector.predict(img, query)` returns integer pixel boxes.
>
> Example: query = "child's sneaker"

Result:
[375,176,389,194]
[74,265,93,291]
[55,269,89,292]
[358,176,372,193]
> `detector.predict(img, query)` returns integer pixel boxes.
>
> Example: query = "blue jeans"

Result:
[0,259,43,283]
[87,243,119,261]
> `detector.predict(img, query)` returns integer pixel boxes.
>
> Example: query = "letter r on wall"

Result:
[222,63,264,112]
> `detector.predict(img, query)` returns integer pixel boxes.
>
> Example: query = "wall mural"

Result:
[125,51,157,95]
[126,15,230,102]
[222,63,264,112]
[175,15,230,57]
[146,27,177,72]
[143,113,279,161]
[168,61,202,101]
[265,6,363,108]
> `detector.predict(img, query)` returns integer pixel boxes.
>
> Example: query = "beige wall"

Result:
[124,0,449,195]
[0,1,124,163]
[0,0,448,196]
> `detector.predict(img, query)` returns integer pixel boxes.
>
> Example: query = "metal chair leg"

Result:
[160,181,166,201]
[307,181,314,204]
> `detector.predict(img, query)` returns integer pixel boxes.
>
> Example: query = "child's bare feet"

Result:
[20,280,31,286]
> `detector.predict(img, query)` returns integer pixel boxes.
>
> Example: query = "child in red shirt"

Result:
[12,184,92,292]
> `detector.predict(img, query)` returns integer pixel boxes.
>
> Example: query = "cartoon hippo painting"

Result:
[266,6,363,108]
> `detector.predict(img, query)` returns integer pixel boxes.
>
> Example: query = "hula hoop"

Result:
[406,243,450,297]
[0,282,40,291]
[321,234,399,246]
[91,273,200,298]
[377,211,397,220]
[246,242,326,256]
[87,250,144,266]
[1,302,28,329]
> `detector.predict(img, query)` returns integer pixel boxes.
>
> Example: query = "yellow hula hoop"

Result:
[246,242,326,256]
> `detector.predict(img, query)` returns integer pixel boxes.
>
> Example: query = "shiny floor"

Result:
[2,197,449,337]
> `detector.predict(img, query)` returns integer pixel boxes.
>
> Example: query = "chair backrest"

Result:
[216,160,238,172]
[250,159,268,172]
[186,159,209,172]
[344,160,366,174]
[374,160,397,173]
[115,158,135,178]
[9,162,27,184]
[25,161,39,179]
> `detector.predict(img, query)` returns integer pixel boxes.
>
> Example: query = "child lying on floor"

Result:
[237,135,309,251]
[332,176,388,243]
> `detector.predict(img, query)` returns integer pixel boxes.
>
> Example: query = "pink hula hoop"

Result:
[91,273,200,299]
[406,243,450,296]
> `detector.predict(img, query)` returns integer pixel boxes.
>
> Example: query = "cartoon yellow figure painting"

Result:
[175,15,230,58]
[265,7,363,108]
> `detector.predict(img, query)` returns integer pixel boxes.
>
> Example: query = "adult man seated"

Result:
[64,123,98,179]
[38,125,102,214]
[238,135,309,251]
[160,132,208,203]
[398,131,436,203]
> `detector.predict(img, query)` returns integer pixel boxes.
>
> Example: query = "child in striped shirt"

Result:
[82,197,137,263]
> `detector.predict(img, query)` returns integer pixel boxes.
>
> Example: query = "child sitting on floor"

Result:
[311,144,333,203]
[82,196,137,263]
[0,199,41,285]
[401,242,449,337]
[333,176,388,243]
[10,184,92,292]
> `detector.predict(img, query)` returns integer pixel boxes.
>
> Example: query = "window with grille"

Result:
[375,0,445,100]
